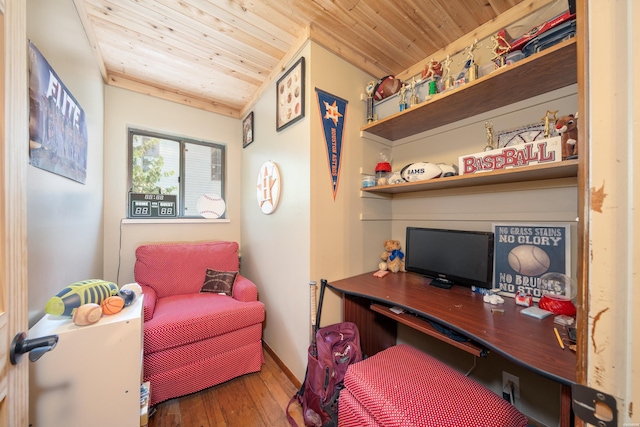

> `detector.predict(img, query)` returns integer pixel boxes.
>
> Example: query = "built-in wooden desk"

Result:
[327,271,576,385]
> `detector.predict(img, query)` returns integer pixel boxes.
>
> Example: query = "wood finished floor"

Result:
[147,347,305,427]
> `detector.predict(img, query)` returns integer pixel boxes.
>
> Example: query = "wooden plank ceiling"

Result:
[73,0,527,118]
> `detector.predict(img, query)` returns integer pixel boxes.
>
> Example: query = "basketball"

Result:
[508,244,551,276]
[101,295,125,315]
[73,303,102,326]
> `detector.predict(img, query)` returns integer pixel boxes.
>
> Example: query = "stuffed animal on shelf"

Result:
[379,240,406,273]
[555,113,578,160]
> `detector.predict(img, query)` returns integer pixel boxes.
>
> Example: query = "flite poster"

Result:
[28,41,88,184]
[315,88,347,200]
[493,223,571,300]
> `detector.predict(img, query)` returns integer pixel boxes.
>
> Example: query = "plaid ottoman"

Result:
[339,344,528,427]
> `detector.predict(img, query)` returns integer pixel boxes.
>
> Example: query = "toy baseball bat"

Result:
[310,281,317,339]
[310,279,329,357]
[316,279,327,331]
[310,281,318,356]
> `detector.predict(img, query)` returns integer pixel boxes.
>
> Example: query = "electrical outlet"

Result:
[502,371,520,399]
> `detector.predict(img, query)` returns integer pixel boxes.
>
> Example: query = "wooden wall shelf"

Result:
[362,159,578,195]
[361,39,577,141]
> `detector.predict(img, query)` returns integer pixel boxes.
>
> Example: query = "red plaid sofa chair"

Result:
[339,344,528,427]
[133,241,265,406]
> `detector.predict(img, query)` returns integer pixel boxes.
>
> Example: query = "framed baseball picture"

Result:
[493,222,571,300]
[276,57,305,131]
[243,111,254,148]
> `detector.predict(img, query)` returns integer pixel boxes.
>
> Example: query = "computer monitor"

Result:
[405,227,494,289]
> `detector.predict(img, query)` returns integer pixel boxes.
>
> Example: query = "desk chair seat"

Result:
[339,344,528,427]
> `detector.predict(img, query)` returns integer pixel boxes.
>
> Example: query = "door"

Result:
[0,1,29,426]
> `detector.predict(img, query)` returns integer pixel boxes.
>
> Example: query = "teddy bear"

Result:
[379,239,406,273]
[555,113,578,160]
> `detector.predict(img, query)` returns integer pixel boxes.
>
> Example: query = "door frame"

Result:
[1,1,29,426]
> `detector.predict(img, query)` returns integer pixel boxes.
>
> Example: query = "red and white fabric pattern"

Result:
[135,241,265,406]
[135,241,240,298]
[144,324,263,377]
[148,340,264,406]
[143,293,264,354]
[339,387,379,427]
[339,344,528,427]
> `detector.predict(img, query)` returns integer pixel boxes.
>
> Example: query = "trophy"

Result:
[491,34,511,67]
[484,121,496,151]
[541,110,558,138]
[398,84,408,112]
[409,78,419,107]
[365,80,376,123]
[441,55,453,91]
[463,38,479,82]
[422,59,441,97]
[423,58,441,80]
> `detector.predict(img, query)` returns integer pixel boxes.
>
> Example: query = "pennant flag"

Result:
[315,88,348,200]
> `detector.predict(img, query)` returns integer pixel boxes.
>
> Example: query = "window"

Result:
[128,128,226,218]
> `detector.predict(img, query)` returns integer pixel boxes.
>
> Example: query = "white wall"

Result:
[240,43,313,382]
[241,42,378,381]
[26,0,105,325]
[102,86,243,285]
[309,42,392,311]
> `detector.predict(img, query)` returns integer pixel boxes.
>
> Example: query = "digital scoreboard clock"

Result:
[128,193,177,218]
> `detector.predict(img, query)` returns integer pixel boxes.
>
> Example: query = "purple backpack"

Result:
[287,280,363,427]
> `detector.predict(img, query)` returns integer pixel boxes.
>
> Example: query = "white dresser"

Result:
[29,296,143,427]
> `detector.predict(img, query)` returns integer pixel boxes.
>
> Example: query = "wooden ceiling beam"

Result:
[108,72,242,118]
[240,26,311,118]
[87,17,265,99]
[72,0,108,82]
